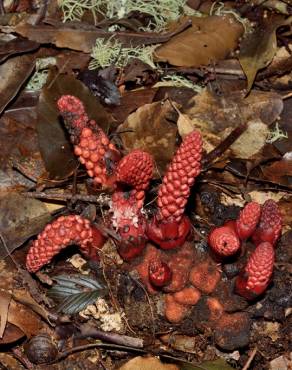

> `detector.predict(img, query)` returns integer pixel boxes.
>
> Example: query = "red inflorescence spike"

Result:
[235,241,275,300]
[235,202,261,240]
[252,199,282,247]
[208,225,241,257]
[26,215,105,273]
[116,149,154,191]
[147,131,202,250]
[110,190,147,261]
[57,95,121,188]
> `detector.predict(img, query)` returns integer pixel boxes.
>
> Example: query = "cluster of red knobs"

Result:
[26,95,282,306]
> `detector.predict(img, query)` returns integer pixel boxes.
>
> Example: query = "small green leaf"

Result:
[49,274,107,314]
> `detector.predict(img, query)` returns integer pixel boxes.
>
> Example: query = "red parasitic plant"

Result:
[148,259,172,287]
[147,131,202,250]
[252,199,282,247]
[26,215,105,273]
[110,150,154,260]
[234,241,275,300]
[110,190,148,261]
[235,201,261,240]
[208,225,240,257]
[57,95,121,189]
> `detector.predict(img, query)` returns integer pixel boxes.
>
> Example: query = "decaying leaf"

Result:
[7,300,41,338]
[117,100,178,177]
[238,15,292,93]
[185,88,283,134]
[155,15,243,67]
[0,192,51,259]
[0,37,39,64]
[37,72,114,179]
[262,159,292,187]
[180,359,235,370]
[0,53,36,115]
[9,18,190,52]
[119,356,179,370]
[0,291,11,338]
[0,323,25,345]
[228,119,269,159]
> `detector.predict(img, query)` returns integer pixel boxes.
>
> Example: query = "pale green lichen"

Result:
[161,75,202,92]
[58,0,188,31]
[89,37,157,69]
[25,57,56,91]
[266,122,288,144]
[209,1,251,33]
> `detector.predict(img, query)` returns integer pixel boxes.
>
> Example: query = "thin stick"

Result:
[242,347,257,370]
[23,191,111,206]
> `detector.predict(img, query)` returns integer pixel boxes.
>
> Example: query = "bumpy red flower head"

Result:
[110,150,154,260]
[235,202,261,240]
[57,95,121,188]
[26,215,105,273]
[235,241,274,300]
[252,199,282,247]
[116,150,154,191]
[147,131,202,250]
[110,190,147,261]
[57,95,88,133]
[208,225,240,257]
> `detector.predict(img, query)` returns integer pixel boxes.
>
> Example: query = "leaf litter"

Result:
[0,1,291,369]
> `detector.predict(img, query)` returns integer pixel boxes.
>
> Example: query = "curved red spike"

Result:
[26,215,105,273]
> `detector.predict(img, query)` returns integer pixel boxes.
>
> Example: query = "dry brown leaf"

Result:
[228,119,269,159]
[117,100,178,177]
[262,159,292,186]
[0,192,51,259]
[238,15,292,93]
[0,53,36,115]
[8,300,41,338]
[0,291,11,338]
[177,112,194,138]
[12,289,52,324]
[185,88,283,134]
[154,15,243,67]
[119,356,179,370]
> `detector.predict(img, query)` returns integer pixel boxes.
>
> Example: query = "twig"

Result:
[54,342,147,363]
[242,347,257,370]
[23,191,111,206]
[202,123,247,168]
[76,323,143,348]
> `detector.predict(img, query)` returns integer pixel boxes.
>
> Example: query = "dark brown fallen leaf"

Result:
[37,72,114,179]
[110,88,157,124]
[0,37,39,63]
[117,100,178,177]
[0,192,51,259]
[262,159,292,187]
[238,14,292,93]
[7,300,41,338]
[0,53,36,115]
[155,15,243,67]
[0,323,24,345]
[6,18,191,53]
[119,356,179,370]
[0,291,11,338]
[185,88,283,133]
